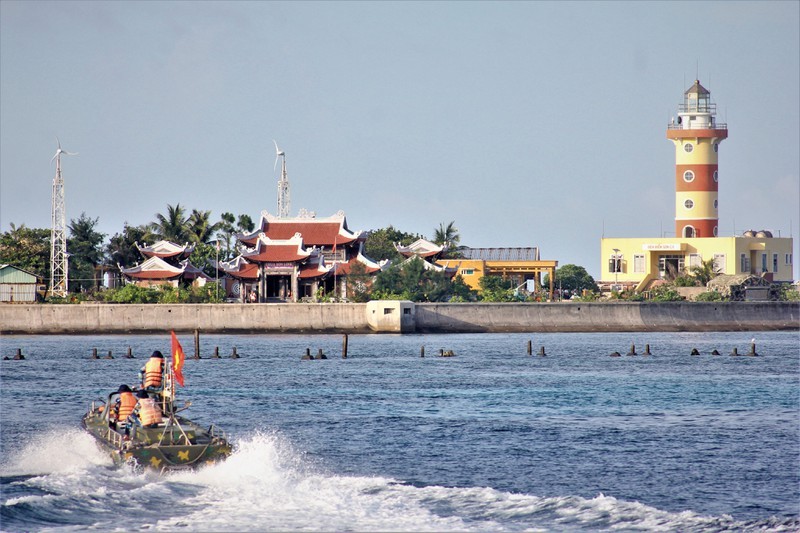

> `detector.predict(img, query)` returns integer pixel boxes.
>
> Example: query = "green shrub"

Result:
[695,290,725,302]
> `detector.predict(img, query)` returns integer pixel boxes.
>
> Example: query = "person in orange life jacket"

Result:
[129,389,164,429]
[110,384,136,431]
[140,350,165,392]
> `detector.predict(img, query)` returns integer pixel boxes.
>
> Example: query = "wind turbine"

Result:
[50,137,77,298]
[273,140,290,218]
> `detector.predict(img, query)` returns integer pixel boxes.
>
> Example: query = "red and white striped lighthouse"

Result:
[666,80,728,238]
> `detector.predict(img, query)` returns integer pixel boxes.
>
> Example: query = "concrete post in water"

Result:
[730,347,739,356]
[231,347,239,359]
[711,349,720,355]
[105,350,114,359]
[690,348,700,355]
[315,348,327,360]
[628,344,637,356]
[13,349,25,360]
[213,347,220,359]
[538,346,546,356]
[527,340,532,355]
[302,348,313,360]
[420,346,425,357]
[91,348,98,359]
[749,342,758,356]
[342,334,348,359]
[126,347,134,358]
[439,349,444,357]
[644,344,651,355]
[194,329,200,359]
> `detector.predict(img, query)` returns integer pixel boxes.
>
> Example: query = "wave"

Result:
[2,429,797,532]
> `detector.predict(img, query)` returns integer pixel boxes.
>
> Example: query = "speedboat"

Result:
[82,389,232,472]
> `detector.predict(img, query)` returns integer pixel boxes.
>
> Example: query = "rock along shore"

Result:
[0,301,797,335]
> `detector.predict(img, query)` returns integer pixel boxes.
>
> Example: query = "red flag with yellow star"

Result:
[170,330,185,387]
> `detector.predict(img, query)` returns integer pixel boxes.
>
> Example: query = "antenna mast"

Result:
[49,139,73,297]
[274,140,290,218]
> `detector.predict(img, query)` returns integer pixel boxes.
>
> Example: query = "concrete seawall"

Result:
[1,301,797,334]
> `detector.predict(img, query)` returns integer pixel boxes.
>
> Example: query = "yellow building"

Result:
[601,80,794,291]
[600,235,794,292]
[437,248,558,299]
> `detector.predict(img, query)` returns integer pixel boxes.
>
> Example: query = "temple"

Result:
[218,210,386,302]
[118,240,210,287]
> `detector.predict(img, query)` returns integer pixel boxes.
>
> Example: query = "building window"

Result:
[608,254,623,273]
[633,254,645,273]
[713,170,719,182]
[713,253,726,273]
[773,253,779,273]
[683,170,695,182]
[461,269,474,276]
[761,253,768,273]
[713,143,719,153]
[684,199,694,209]
[684,143,694,153]
[683,226,696,238]
[689,253,702,269]
[740,254,750,273]
[786,254,794,265]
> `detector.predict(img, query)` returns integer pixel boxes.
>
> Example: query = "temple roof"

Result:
[135,240,196,259]
[218,257,259,280]
[330,252,387,275]
[298,255,330,279]
[238,210,362,247]
[395,238,448,258]
[119,256,186,280]
[240,234,313,263]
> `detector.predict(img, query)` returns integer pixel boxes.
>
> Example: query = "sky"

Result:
[1,1,798,280]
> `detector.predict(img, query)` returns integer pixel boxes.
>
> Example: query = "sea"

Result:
[1,331,798,532]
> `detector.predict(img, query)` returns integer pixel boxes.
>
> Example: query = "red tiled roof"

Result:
[263,221,357,247]
[224,262,259,281]
[243,243,310,263]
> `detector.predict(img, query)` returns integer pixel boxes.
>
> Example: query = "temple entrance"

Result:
[265,274,291,300]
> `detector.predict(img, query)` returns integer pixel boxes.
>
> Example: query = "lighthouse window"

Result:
[713,170,718,182]
[684,199,694,209]
[713,143,719,153]
[683,170,695,182]
[714,199,718,209]
[684,143,694,153]
[713,226,718,237]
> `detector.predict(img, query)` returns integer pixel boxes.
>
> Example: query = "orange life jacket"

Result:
[115,392,137,422]
[143,357,164,389]
[137,397,163,426]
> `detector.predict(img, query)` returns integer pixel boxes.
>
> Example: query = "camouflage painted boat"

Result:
[82,391,232,472]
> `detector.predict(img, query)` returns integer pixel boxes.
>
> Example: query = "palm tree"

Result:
[150,204,189,243]
[187,209,221,245]
[433,221,463,258]
[690,258,719,286]
[433,221,460,247]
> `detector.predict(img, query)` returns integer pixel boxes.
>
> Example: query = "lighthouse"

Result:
[666,80,728,238]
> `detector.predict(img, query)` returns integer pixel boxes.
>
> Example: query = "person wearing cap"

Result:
[140,350,165,392]
[127,390,164,436]
[110,384,136,431]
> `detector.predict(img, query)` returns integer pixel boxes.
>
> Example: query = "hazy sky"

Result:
[1,1,798,280]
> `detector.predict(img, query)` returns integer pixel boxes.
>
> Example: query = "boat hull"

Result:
[82,409,232,472]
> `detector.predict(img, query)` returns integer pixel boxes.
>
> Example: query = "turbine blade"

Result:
[274,155,279,173]
[56,136,61,150]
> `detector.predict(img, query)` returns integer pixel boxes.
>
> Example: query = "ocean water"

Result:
[1,331,798,532]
